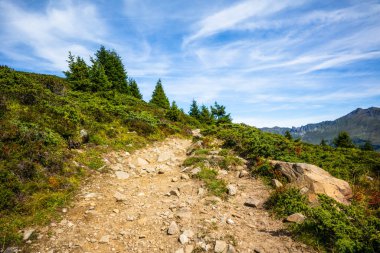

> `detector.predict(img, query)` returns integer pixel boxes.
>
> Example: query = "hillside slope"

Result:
[261,107,380,149]
[0,66,195,246]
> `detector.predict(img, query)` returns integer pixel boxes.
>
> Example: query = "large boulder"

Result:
[270,160,352,205]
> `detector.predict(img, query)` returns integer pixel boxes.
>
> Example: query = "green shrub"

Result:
[195,168,227,198]
[265,188,309,217]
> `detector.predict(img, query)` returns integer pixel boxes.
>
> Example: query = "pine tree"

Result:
[320,139,327,146]
[63,52,90,81]
[94,46,128,93]
[150,79,170,109]
[210,101,232,124]
[361,140,374,151]
[285,130,293,140]
[189,100,200,119]
[333,132,355,148]
[166,101,181,121]
[88,61,112,91]
[63,52,91,91]
[199,105,214,124]
[128,78,142,99]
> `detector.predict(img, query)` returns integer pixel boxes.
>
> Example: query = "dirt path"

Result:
[28,137,314,253]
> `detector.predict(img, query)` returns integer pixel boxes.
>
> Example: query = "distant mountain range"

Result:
[261,107,380,150]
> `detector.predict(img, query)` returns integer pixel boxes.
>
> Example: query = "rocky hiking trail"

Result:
[27,137,314,253]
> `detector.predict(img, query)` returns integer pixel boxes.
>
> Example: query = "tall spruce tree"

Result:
[150,79,170,109]
[199,105,213,124]
[128,78,142,99]
[166,101,181,121]
[94,46,128,93]
[333,132,355,148]
[88,61,112,91]
[210,101,232,124]
[189,100,200,119]
[63,52,90,81]
[63,52,91,91]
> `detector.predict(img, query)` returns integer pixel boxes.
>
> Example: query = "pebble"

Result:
[167,221,179,235]
[181,174,190,180]
[226,218,235,225]
[114,192,127,201]
[179,234,189,244]
[227,184,237,196]
[23,228,35,241]
[99,235,110,244]
[214,240,227,253]
[244,198,262,208]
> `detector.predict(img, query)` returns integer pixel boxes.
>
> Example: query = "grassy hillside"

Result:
[0,66,196,246]
[202,123,380,252]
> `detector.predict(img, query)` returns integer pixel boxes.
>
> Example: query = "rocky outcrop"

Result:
[270,160,352,204]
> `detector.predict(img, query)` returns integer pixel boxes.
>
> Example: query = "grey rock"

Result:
[186,141,203,155]
[181,174,190,180]
[179,233,189,244]
[285,213,306,224]
[227,244,236,253]
[167,221,179,235]
[244,198,262,208]
[99,235,110,244]
[239,170,249,178]
[190,167,201,175]
[137,157,149,166]
[226,218,234,225]
[214,240,227,253]
[170,189,181,197]
[198,188,205,196]
[272,179,283,188]
[23,228,35,241]
[84,192,97,198]
[80,129,89,142]
[182,229,194,238]
[114,192,127,201]
[191,129,203,138]
[115,171,130,180]
[3,247,19,253]
[227,184,237,196]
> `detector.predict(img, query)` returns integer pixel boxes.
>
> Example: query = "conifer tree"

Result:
[88,61,112,91]
[63,52,90,81]
[285,130,293,140]
[320,139,327,146]
[361,140,374,151]
[210,101,232,124]
[128,78,142,99]
[63,52,91,91]
[333,131,355,148]
[166,101,181,121]
[94,46,128,93]
[150,79,170,109]
[189,100,200,119]
[199,105,214,124]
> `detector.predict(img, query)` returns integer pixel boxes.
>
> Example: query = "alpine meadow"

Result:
[0,1,379,253]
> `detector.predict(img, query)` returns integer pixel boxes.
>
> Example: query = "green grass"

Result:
[195,168,227,198]
[0,66,196,248]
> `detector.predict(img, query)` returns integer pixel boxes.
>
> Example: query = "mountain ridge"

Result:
[261,107,380,149]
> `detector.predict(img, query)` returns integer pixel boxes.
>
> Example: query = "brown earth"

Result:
[27,137,315,253]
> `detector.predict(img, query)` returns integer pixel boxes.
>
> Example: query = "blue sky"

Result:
[1,0,379,127]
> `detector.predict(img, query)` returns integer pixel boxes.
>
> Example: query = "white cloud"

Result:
[184,0,304,45]
[0,0,107,70]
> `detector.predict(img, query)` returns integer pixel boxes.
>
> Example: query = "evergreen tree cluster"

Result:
[188,100,232,125]
[63,46,142,99]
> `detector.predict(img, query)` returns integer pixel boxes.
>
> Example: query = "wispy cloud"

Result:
[184,0,304,45]
[0,0,106,70]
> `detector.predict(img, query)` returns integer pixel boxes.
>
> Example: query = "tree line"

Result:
[64,46,232,125]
